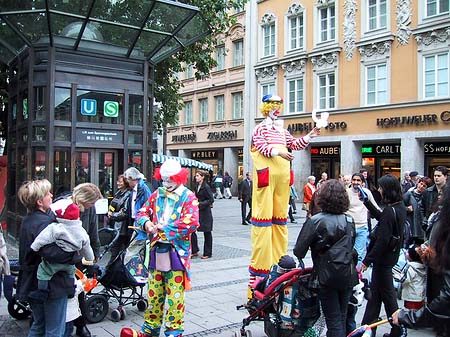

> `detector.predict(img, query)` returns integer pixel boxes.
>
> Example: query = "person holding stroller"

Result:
[17,179,80,337]
[121,159,200,337]
[294,179,357,337]
[107,174,131,265]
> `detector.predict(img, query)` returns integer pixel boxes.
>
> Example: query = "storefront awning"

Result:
[152,154,212,171]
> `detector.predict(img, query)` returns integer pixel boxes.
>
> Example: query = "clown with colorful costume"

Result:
[249,94,321,290]
[121,159,200,337]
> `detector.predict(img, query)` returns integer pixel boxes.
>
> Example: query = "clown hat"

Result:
[154,158,189,185]
[262,94,283,103]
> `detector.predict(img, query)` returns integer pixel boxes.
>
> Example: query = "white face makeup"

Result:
[162,177,179,191]
[268,107,280,120]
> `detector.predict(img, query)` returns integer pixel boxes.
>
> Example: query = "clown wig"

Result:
[260,94,283,117]
[153,161,189,185]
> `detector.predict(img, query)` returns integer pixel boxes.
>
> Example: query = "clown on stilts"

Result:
[121,159,200,337]
[248,94,321,294]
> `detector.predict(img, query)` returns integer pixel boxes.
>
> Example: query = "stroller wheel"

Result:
[119,307,127,320]
[233,330,252,337]
[8,295,31,320]
[83,294,109,323]
[137,299,148,312]
[111,309,121,322]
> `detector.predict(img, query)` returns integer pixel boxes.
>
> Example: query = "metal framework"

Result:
[0,0,210,65]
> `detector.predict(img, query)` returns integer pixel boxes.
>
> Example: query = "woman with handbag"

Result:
[191,170,215,259]
[361,174,407,337]
[294,179,357,337]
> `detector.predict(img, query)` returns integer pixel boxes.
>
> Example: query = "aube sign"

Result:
[81,99,119,117]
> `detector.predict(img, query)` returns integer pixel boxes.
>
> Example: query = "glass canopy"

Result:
[0,0,210,65]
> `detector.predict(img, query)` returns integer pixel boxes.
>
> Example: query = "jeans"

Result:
[319,287,352,337]
[28,296,68,337]
[64,321,74,337]
[354,225,369,266]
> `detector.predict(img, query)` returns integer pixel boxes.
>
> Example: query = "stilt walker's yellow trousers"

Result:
[249,145,290,293]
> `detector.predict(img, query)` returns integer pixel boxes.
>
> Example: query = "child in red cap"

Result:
[29,202,94,302]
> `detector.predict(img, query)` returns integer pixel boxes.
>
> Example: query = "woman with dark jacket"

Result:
[107,174,131,264]
[191,170,214,259]
[17,179,79,337]
[294,179,356,337]
[361,174,407,337]
[392,179,450,336]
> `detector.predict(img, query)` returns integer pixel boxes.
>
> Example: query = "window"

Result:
[232,92,243,119]
[426,0,449,17]
[287,78,304,113]
[368,0,387,31]
[199,98,208,123]
[129,95,143,125]
[263,23,276,57]
[289,14,304,50]
[366,64,387,105]
[318,73,336,109]
[55,87,71,121]
[215,95,224,121]
[233,40,243,66]
[216,45,226,71]
[184,101,193,124]
[185,64,194,79]
[424,53,449,98]
[319,5,335,43]
[262,82,276,98]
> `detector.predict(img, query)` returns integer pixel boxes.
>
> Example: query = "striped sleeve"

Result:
[285,130,310,150]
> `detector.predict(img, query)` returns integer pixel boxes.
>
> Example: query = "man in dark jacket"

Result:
[238,172,252,225]
[422,166,447,232]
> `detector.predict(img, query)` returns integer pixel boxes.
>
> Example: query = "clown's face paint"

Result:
[269,106,281,120]
[162,177,179,192]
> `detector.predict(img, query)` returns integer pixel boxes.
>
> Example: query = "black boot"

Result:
[76,325,92,337]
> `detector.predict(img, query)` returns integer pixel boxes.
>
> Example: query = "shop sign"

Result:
[361,144,401,155]
[207,130,238,141]
[76,129,123,143]
[376,111,450,127]
[192,150,218,159]
[171,132,197,143]
[287,121,347,133]
[424,142,450,154]
[310,146,340,156]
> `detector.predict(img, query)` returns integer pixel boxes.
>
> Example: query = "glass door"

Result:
[75,149,117,200]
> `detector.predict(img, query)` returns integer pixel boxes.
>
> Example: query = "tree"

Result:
[0,0,248,132]
[153,0,248,132]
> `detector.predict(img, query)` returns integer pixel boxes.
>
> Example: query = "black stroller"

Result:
[236,267,325,337]
[4,259,32,320]
[81,227,148,323]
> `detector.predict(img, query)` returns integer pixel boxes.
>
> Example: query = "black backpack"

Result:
[316,215,355,289]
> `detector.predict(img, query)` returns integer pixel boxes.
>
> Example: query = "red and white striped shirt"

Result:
[252,118,310,157]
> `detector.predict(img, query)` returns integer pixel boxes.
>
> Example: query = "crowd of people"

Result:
[3,91,450,337]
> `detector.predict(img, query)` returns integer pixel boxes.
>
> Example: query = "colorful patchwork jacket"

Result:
[136,185,199,289]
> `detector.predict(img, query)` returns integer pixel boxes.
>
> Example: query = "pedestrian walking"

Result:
[223,171,233,199]
[238,172,252,226]
[191,170,214,259]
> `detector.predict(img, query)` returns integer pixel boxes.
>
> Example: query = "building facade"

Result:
[166,8,246,194]
[167,0,450,195]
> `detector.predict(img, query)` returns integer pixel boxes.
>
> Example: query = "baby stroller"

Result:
[80,227,149,323]
[236,266,325,337]
[4,259,32,320]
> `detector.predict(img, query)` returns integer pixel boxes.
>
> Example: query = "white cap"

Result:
[160,159,182,178]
